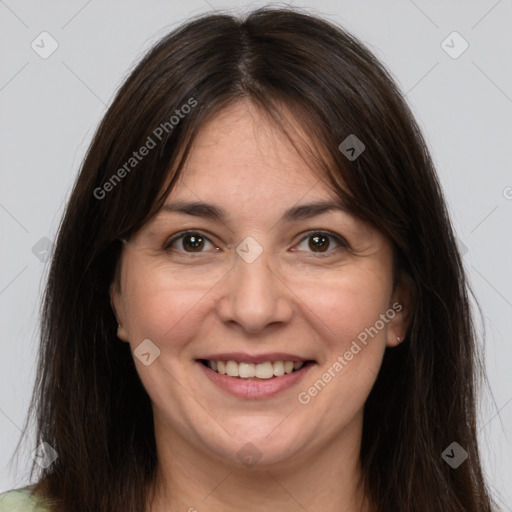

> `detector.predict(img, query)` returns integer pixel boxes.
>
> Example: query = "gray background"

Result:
[1,0,511,508]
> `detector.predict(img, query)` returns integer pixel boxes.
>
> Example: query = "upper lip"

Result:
[198,352,314,364]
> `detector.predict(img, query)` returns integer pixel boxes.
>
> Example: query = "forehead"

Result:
[171,99,330,198]
[146,100,387,242]
[149,101,381,245]
[128,98,391,261]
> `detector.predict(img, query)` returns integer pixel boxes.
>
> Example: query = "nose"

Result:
[215,247,294,334]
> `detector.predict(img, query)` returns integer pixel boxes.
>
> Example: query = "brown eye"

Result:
[182,233,205,252]
[164,231,216,253]
[296,231,346,255]
[308,233,330,252]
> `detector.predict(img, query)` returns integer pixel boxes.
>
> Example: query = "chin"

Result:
[204,420,313,470]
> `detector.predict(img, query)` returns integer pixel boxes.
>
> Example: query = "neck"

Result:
[147,411,373,512]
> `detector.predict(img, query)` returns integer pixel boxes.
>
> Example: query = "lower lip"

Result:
[197,361,315,399]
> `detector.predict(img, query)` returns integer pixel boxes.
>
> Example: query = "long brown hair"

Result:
[11,6,497,511]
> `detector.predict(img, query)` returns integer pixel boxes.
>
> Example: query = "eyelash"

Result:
[163,230,348,257]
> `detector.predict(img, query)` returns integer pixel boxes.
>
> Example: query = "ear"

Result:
[110,281,130,343]
[386,272,414,348]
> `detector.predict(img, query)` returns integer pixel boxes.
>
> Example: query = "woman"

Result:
[0,6,497,511]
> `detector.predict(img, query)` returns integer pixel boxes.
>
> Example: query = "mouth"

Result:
[197,358,314,380]
[196,352,317,399]
[197,357,316,399]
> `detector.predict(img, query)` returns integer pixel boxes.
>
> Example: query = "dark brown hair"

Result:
[10,6,497,511]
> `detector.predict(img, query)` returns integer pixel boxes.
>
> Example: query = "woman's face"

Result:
[112,100,408,470]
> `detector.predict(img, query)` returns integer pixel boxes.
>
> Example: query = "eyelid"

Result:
[164,229,348,255]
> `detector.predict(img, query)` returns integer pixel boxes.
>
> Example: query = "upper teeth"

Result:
[208,360,305,379]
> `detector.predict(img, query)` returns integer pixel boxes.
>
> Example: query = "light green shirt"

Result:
[0,486,51,512]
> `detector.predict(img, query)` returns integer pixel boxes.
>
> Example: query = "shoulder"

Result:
[0,485,51,512]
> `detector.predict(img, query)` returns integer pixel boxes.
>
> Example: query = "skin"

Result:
[111,99,410,512]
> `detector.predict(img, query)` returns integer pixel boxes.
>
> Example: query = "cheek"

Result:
[286,263,392,346]
[292,267,391,418]
[119,259,215,349]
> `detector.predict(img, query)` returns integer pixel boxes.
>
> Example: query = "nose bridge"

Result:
[217,238,292,332]
[236,244,275,293]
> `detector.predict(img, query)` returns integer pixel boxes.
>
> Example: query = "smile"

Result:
[199,359,306,379]
[197,357,316,399]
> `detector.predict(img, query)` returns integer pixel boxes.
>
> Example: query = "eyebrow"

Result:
[159,199,351,223]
